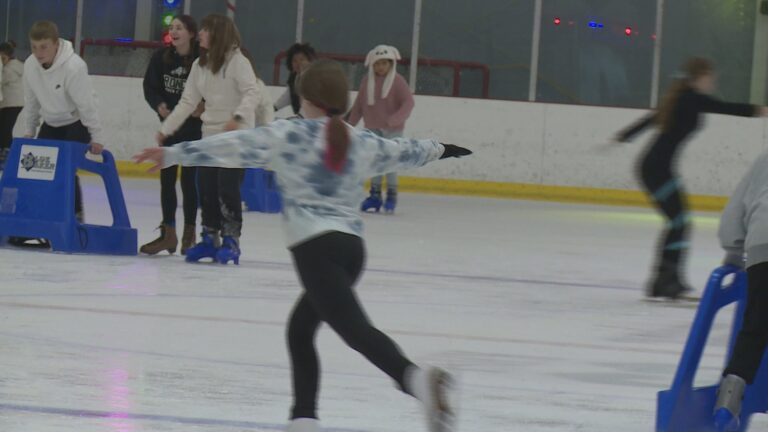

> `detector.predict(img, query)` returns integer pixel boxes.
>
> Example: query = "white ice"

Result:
[0,176,764,431]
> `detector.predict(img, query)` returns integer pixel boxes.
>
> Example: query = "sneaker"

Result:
[216,236,240,265]
[361,188,383,213]
[384,189,397,213]
[185,230,220,263]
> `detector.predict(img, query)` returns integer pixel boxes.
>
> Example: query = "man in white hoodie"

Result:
[12,21,106,246]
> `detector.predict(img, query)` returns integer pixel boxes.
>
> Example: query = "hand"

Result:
[224,118,241,131]
[156,132,167,146]
[440,143,472,159]
[157,102,171,119]
[133,147,165,173]
[191,101,205,118]
[88,142,104,154]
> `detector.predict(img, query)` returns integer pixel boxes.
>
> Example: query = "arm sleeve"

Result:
[617,112,656,142]
[17,69,42,137]
[143,50,165,113]
[0,61,4,102]
[160,61,203,136]
[273,88,291,111]
[162,122,284,169]
[387,76,415,128]
[719,171,750,262]
[66,61,107,144]
[698,94,757,117]
[358,131,445,176]
[232,55,260,126]
[347,77,366,126]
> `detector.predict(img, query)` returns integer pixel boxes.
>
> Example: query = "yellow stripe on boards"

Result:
[107,161,727,212]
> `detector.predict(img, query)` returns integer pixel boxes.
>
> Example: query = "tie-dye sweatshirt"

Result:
[162,118,445,247]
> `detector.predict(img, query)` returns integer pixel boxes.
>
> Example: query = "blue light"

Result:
[597,23,604,28]
[164,0,182,7]
[588,21,597,28]
[113,38,134,43]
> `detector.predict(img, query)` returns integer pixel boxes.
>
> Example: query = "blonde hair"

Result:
[29,21,60,41]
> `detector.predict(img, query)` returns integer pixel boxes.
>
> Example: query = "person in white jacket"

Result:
[713,151,768,429]
[0,40,24,168]
[10,21,106,248]
[157,14,268,265]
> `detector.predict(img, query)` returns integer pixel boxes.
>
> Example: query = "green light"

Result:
[162,12,174,27]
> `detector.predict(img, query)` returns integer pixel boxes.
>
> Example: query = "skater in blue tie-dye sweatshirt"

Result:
[135,59,470,432]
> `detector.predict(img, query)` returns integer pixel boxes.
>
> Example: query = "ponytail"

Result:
[324,111,349,173]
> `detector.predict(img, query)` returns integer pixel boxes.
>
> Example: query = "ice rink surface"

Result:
[1,176,763,431]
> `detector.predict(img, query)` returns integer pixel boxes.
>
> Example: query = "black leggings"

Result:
[0,106,22,155]
[287,232,414,419]
[197,166,243,237]
[640,167,691,276]
[724,262,768,384]
[161,135,198,226]
[37,121,91,216]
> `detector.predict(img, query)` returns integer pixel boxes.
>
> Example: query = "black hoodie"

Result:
[143,46,203,142]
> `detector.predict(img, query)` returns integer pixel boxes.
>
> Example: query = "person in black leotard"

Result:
[615,57,768,299]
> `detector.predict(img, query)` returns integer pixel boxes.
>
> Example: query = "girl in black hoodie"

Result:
[616,58,767,300]
[141,15,203,255]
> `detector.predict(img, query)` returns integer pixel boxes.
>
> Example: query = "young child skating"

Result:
[348,44,415,213]
[136,59,470,432]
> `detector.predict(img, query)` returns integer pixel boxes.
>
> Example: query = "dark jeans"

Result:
[287,232,414,419]
[197,166,243,237]
[0,106,22,157]
[37,121,91,217]
[724,262,768,384]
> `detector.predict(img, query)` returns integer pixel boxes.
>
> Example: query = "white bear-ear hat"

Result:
[364,44,401,106]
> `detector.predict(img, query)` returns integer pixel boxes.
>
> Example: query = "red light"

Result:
[162,31,172,45]
[624,27,632,36]
[553,17,561,25]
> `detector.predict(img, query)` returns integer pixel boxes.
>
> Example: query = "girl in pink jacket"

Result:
[348,45,415,213]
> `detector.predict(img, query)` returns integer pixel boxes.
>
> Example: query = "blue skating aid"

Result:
[655,265,768,431]
[713,407,739,432]
[0,138,136,255]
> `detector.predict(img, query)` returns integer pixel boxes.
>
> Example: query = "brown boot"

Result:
[180,224,196,255]
[140,224,178,255]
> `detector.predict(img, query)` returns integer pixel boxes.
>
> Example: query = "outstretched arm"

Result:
[358,130,471,176]
[616,112,656,142]
[136,121,288,171]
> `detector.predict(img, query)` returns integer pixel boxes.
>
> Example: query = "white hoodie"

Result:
[0,58,25,108]
[15,39,106,144]
[161,48,268,138]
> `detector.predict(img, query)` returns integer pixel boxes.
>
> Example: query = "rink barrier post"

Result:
[656,265,768,431]
[0,138,137,255]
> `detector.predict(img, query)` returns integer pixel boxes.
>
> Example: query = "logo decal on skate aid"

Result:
[17,145,58,181]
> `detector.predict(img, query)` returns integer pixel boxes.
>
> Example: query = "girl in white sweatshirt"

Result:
[158,14,271,265]
[0,40,24,167]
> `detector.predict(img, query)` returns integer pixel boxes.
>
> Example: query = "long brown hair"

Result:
[163,15,199,68]
[297,59,350,173]
[198,14,241,75]
[656,57,714,132]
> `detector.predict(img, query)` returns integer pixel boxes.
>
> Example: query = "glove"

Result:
[440,143,472,159]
